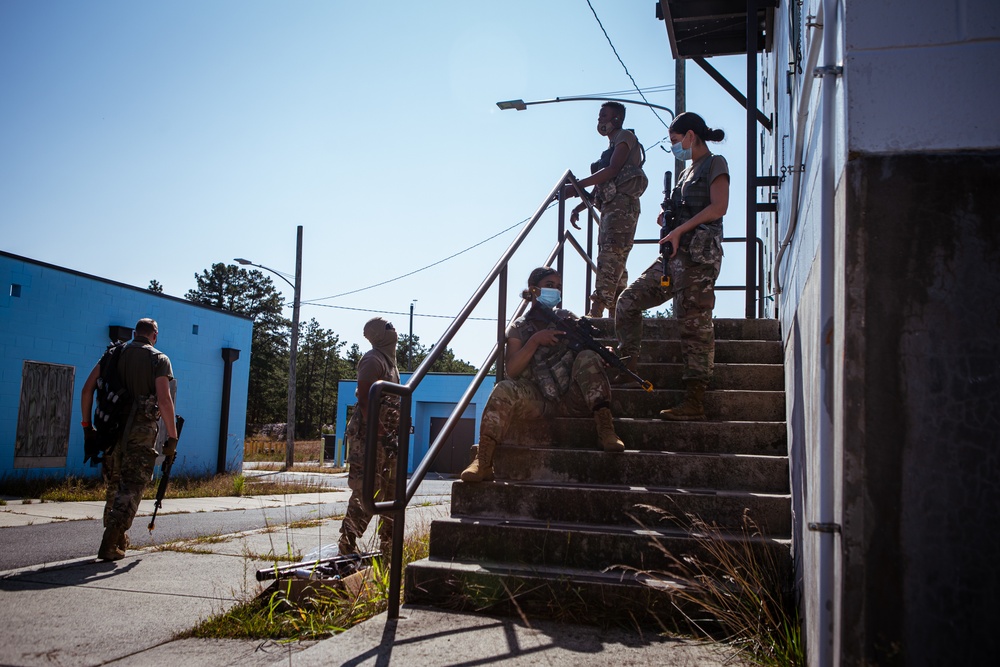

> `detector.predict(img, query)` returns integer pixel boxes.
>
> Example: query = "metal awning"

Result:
[657,0,776,59]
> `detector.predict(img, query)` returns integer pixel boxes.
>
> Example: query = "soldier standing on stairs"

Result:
[613,112,730,421]
[560,102,648,318]
[461,267,625,483]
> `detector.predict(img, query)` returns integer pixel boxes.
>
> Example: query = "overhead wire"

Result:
[584,0,672,131]
[301,202,556,304]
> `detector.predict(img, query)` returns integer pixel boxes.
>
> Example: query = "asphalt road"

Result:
[1,473,455,572]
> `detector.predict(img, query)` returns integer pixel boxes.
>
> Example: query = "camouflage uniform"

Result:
[480,310,613,444]
[103,339,172,533]
[615,154,727,383]
[339,349,400,555]
[590,129,648,312]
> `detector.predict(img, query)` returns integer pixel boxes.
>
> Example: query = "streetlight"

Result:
[408,299,417,372]
[496,96,675,117]
[235,224,303,470]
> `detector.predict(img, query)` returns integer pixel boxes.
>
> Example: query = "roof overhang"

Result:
[657,0,776,59]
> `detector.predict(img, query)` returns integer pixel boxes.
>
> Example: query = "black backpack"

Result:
[84,341,134,466]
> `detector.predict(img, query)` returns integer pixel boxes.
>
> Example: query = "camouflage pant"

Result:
[339,409,395,553]
[592,194,640,310]
[481,349,612,443]
[103,415,158,532]
[615,248,720,382]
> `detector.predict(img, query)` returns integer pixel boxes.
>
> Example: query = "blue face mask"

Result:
[670,141,692,162]
[537,287,561,308]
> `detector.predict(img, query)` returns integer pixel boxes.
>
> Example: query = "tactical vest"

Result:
[517,312,577,403]
[669,154,724,251]
[591,130,648,207]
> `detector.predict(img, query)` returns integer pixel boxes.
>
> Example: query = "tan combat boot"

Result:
[588,294,606,318]
[460,436,498,482]
[98,526,125,561]
[659,380,707,421]
[594,407,625,452]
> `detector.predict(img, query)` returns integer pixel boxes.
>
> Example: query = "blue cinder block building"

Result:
[334,373,495,475]
[1,250,253,478]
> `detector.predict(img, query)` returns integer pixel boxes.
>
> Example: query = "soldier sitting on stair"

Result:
[461,267,625,483]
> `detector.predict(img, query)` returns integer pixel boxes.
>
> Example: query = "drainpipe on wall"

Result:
[218,348,240,474]
[772,0,825,302]
[813,0,842,664]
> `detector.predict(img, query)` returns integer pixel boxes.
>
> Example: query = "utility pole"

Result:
[408,299,417,371]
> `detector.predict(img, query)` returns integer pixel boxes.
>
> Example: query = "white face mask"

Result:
[537,287,561,308]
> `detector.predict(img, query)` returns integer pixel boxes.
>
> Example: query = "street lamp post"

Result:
[408,299,417,372]
[235,224,303,470]
[496,96,675,117]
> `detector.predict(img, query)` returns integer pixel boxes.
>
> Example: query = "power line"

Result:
[585,0,671,130]
[302,203,555,303]
[303,302,494,322]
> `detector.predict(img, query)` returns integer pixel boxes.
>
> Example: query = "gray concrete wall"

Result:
[841,152,1000,665]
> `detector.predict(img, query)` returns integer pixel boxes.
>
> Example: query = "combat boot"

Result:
[594,407,625,452]
[588,294,606,318]
[460,436,498,482]
[659,380,707,421]
[338,534,357,556]
[98,526,125,561]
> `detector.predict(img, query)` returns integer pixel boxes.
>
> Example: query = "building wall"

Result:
[762,1,1000,665]
[0,251,253,478]
[334,373,495,474]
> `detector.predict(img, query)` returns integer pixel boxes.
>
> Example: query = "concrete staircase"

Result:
[404,317,789,627]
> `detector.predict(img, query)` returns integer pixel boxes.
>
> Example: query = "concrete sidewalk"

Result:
[0,496,743,666]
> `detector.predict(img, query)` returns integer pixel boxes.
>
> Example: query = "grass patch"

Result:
[0,472,329,503]
[188,526,431,641]
[637,507,803,667]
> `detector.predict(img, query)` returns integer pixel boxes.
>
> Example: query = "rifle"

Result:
[528,297,654,392]
[256,550,380,582]
[660,170,674,288]
[147,415,184,532]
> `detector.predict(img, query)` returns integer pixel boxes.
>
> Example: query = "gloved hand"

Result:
[163,437,178,464]
[83,425,98,444]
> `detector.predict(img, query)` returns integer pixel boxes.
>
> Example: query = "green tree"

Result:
[185,263,289,427]
[396,334,476,374]
[148,279,164,293]
[295,318,348,438]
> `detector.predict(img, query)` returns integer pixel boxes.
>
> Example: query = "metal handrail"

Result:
[359,171,769,619]
[361,171,588,619]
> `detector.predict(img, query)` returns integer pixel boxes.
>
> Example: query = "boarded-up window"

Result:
[14,361,75,468]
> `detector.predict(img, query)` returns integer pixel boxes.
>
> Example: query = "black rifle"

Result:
[147,415,184,532]
[530,298,654,392]
[660,170,674,288]
[256,550,380,582]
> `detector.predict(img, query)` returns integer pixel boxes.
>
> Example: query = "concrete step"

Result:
[492,447,789,494]
[589,317,781,342]
[624,339,783,364]
[505,417,787,455]
[404,557,690,628]
[625,362,784,391]
[450,481,792,535]
[427,516,793,574]
[611,388,786,421]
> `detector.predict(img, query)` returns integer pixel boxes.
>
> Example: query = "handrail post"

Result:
[497,266,508,382]
[386,393,410,619]
[557,190,566,278]
[585,207,595,313]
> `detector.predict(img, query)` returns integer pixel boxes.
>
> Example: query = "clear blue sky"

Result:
[1,0,755,365]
